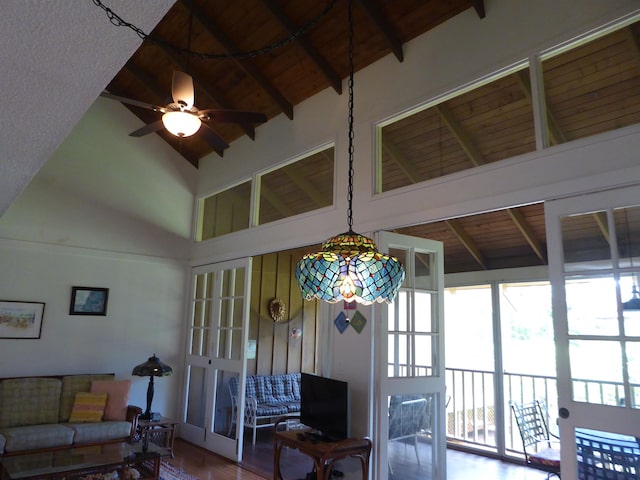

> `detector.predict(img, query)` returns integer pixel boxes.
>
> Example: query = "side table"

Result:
[137,416,179,457]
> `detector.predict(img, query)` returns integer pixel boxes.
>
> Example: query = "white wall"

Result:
[0,97,197,417]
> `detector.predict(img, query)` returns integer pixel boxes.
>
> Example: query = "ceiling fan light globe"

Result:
[162,111,201,137]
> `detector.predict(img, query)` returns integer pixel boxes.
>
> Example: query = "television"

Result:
[300,373,351,441]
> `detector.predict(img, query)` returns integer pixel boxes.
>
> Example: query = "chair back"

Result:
[510,400,552,450]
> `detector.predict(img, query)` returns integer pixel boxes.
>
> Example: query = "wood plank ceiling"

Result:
[101,2,640,274]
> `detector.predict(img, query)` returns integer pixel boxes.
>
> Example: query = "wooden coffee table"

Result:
[0,442,170,480]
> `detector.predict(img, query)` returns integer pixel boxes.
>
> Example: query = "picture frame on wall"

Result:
[0,300,45,339]
[69,286,109,316]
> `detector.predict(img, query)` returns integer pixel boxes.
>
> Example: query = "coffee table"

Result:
[0,442,170,480]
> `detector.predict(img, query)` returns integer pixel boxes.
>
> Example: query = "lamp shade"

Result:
[132,354,172,377]
[296,231,405,305]
[162,111,201,137]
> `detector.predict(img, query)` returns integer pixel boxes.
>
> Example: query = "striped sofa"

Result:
[228,373,301,444]
[0,374,140,455]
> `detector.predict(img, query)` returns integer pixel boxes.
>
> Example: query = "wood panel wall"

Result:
[248,252,320,375]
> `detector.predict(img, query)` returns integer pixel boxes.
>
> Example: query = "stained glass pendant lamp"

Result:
[295,0,405,305]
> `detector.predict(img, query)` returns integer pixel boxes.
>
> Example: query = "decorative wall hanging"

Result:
[290,328,302,339]
[334,311,349,334]
[69,287,109,316]
[0,300,45,339]
[349,310,367,334]
[268,298,287,322]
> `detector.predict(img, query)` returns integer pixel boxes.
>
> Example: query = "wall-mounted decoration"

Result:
[70,287,109,316]
[0,300,45,339]
[290,328,302,339]
[350,310,367,334]
[247,339,257,359]
[334,311,349,334]
[268,297,287,323]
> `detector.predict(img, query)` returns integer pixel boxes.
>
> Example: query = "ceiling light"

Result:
[162,111,201,137]
[295,0,405,305]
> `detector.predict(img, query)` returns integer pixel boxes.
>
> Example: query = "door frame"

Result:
[546,184,640,478]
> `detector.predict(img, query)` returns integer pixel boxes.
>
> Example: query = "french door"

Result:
[546,185,640,478]
[179,258,251,462]
[376,232,446,480]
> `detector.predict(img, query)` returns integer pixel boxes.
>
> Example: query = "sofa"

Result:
[0,373,141,455]
[228,373,301,444]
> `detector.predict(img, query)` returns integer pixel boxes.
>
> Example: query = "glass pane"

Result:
[562,211,612,271]
[613,206,640,269]
[186,365,206,428]
[500,281,555,376]
[232,298,244,329]
[191,328,203,356]
[389,291,408,332]
[390,247,409,287]
[627,341,640,409]
[387,393,435,478]
[542,21,640,147]
[446,371,496,445]
[570,340,623,406]
[414,251,432,290]
[565,276,619,336]
[621,273,640,336]
[199,181,251,241]
[445,285,494,371]
[258,147,334,225]
[213,370,237,438]
[414,291,432,333]
[379,67,535,192]
[415,334,433,376]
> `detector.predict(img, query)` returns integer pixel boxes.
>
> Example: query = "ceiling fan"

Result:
[100,70,267,152]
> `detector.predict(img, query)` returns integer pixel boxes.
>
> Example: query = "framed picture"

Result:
[70,287,109,316]
[0,301,45,339]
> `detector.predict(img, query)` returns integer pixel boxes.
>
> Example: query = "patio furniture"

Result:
[576,428,640,479]
[510,400,560,478]
[388,394,431,466]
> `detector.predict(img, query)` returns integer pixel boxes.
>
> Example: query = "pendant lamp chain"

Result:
[347,0,355,232]
[294,0,405,305]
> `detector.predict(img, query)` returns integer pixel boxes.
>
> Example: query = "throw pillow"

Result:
[69,392,108,423]
[91,380,131,421]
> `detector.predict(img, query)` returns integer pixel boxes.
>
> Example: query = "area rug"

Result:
[160,460,199,480]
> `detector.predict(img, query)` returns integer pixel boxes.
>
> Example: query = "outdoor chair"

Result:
[388,394,431,470]
[510,400,561,478]
[576,428,640,479]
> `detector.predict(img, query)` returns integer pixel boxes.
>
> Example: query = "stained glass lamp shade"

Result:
[296,231,405,305]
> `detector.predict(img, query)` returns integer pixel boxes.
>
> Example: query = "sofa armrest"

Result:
[126,405,143,441]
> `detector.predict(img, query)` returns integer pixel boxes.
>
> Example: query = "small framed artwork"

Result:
[0,301,45,339]
[70,287,109,316]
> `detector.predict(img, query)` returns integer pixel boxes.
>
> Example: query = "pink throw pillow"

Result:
[90,380,131,421]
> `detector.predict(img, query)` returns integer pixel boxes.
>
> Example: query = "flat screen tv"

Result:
[300,373,351,441]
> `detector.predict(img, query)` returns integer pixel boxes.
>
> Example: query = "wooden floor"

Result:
[167,433,549,480]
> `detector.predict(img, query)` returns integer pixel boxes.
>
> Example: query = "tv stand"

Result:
[274,418,372,480]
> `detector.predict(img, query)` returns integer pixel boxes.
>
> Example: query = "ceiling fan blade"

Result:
[172,71,195,108]
[129,120,165,137]
[200,109,267,124]
[200,124,230,152]
[100,91,165,112]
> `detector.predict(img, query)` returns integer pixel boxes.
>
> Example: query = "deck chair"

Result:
[388,394,431,470]
[510,400,561,478]
[576,429,640,479]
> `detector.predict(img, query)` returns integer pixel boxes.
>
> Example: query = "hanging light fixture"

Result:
[295,0,405,305]
[162,110,201,137]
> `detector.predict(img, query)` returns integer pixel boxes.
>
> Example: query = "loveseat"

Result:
[228,373,301,444]
[0,373,141,455]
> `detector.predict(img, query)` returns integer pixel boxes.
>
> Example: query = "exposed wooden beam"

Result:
[435,104,484,167]
[507,208,547,264]
[356,0,404,62]
[592,211,611,245]
[515,70,566,146]
[281,169,330,208]
[261,0,342,94]
[472,0,486,19]
[446,219,487,269]
[383,142,422,183]
[185,0,294,120]
[260,186,296,219]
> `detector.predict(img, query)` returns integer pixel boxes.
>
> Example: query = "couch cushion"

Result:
[69,392,108,423]
[0,424,74,453]
[90,380,131,421]
[65,421,132,444]
[255,376,278,404]
[0,378,62,428]
[59,374,114,422]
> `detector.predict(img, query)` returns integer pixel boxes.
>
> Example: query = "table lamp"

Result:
[132,354,172,420]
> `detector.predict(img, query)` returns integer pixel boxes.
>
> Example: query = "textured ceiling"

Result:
[0,1,174,217]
